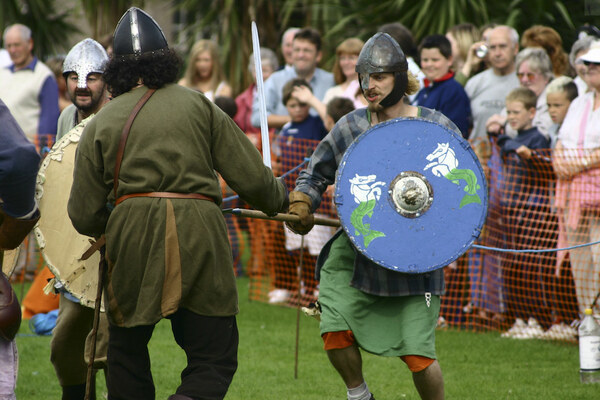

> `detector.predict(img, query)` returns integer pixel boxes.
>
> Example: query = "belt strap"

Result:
[113,88,156,200]
[115,192,214,206]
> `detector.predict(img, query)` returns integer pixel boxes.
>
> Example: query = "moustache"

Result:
[75,89,91,96]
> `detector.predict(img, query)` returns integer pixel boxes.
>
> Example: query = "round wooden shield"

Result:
[35,118,104,309]
[335,117,488,273]
[1,247,20,278]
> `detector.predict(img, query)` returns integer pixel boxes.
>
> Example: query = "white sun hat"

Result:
[578,40,600,63]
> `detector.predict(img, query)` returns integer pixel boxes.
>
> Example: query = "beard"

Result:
[367,101,384,112]
[72,89,104,113]
[364,89,385,112]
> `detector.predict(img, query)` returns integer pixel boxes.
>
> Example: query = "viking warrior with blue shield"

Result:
[67,8,288,400]
[287,33,463,400]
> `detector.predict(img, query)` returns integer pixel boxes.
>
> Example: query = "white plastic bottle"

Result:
[579,308,600,383]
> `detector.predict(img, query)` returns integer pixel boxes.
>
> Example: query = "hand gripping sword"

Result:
[251,21,271,168]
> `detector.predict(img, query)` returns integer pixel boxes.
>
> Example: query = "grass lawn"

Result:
[13,277,599,399]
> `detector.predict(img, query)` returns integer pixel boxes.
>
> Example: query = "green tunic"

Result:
[68,84,287,327]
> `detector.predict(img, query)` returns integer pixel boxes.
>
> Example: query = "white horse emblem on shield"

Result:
[424,142,458,176]
[423,142,482,209]
[349,174,385,204]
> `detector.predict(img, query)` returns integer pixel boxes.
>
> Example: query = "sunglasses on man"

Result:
[516,72,537,80]
[583,60,600,66]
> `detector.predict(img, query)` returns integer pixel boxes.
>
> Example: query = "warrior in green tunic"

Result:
[67,8,287,400]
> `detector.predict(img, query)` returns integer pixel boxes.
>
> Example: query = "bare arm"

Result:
[292,85,327,122]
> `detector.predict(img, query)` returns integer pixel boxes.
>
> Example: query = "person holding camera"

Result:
[465,25,520,161]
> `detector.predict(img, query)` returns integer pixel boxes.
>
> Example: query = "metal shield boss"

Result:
[35,121,104,310]
[335,118,488,273]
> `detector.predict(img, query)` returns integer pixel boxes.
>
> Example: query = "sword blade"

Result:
[251,21,271,168]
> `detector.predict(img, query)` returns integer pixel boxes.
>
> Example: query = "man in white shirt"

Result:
[0,24,59,142]
[0,48,11,68]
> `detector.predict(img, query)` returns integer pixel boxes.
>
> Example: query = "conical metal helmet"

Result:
[355,32,408,107]
[112,7,168,58]
[62,38,109,89]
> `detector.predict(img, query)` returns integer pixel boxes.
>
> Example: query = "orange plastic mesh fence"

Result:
[225,137,337,306]
[13,135,597,341]
[223,138,599,341]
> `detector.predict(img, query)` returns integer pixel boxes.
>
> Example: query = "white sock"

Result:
[347,381,371,400]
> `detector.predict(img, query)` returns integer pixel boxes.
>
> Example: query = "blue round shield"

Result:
[335,117,488,273]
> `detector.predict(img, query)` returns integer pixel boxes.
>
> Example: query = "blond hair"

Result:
[182,39,224,92]
[406,70,420,96]
[447,23,480,66]
[506,87,537,110]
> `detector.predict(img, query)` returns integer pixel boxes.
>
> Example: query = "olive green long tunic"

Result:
[68,84,287,327]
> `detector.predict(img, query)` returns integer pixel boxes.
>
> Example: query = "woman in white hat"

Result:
[553,41,600,320]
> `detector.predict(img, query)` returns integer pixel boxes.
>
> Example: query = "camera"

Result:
[476,44,488,58]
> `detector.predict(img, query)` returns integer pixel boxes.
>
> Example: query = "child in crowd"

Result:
[497,87,554,339]
[497,87,550,157]
[545,77,581,340]
[270,79,330,304]
[280,78,328,143]
[546,77,579,148]
[415,34,471,138]
[214,96,238,119]
[324,96,355,131]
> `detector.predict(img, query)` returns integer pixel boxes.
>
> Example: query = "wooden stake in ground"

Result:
[294,235,305,379]
[81,237,106,400]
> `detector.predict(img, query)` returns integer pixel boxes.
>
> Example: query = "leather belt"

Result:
[115,192,214,206]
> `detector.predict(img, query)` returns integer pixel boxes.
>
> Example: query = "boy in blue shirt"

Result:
[497,87,550,158]
[496,87,553,339]
[279,78,328,143]
[415,34,471,138]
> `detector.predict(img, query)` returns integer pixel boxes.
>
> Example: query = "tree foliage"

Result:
[79,0,144,40]
[176,0,597,96]
[2,0,597,93]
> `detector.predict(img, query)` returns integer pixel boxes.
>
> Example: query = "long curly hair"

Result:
[103,48,182,97]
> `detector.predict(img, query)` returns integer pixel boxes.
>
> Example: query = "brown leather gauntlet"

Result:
[286,191,314,235]
[0,209,40,250]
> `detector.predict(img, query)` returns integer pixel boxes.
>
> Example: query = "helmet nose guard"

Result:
[62,39,109,89]
[358,73,371,92]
